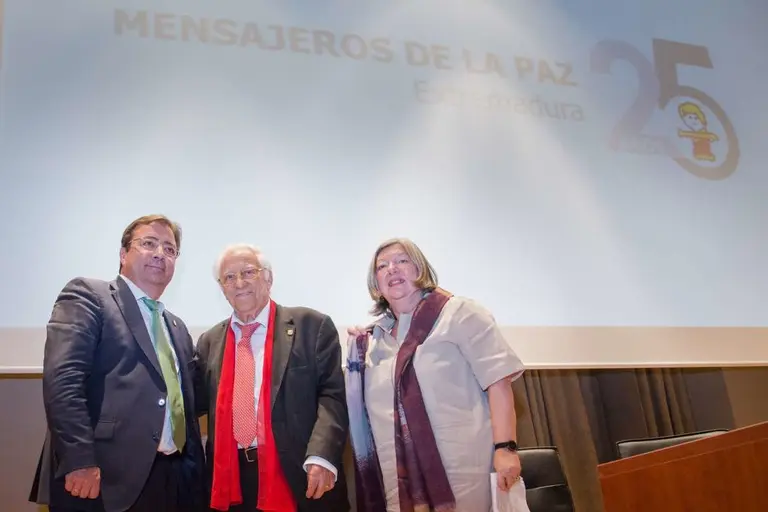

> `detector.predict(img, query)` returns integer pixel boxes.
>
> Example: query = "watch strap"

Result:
[494,440,518,451]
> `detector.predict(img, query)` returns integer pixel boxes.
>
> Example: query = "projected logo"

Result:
[590,38,739,180]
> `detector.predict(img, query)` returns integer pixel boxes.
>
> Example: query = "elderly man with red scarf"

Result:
[194,244,349,512]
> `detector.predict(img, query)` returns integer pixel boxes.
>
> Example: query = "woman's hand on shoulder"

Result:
[347,325,368,337]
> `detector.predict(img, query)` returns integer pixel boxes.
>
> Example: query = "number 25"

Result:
[591,38,740,180]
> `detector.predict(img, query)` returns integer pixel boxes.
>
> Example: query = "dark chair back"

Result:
[616,429,728,459]
[518,447,575,512]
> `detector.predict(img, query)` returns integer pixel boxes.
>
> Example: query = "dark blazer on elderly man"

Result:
[195,303,350,512]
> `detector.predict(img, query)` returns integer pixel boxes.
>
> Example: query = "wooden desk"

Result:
[599,421,768,511]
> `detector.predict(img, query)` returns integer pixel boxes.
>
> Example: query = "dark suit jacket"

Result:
[195,304,350,512]
[29,276,205,512]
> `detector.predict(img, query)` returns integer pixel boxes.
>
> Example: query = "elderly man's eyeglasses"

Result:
[219,267,264,287]
[131,237,179,259]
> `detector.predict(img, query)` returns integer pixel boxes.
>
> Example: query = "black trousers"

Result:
[219,448,261,512]
[51,452,184,512]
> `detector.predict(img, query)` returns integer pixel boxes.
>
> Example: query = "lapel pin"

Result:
[286,328,294,336]
[173,320,177,327]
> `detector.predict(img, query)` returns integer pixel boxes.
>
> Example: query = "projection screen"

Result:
[1,0,767,372]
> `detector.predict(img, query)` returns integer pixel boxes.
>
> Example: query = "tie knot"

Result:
[237,322,260,340]
[141,296,159,312]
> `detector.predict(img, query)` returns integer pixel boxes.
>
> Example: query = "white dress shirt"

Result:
[231,303,338,481]
[120,275,181,455]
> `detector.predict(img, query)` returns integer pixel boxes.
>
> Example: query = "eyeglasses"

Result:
[131,237,180,259]
[219,267,264,287]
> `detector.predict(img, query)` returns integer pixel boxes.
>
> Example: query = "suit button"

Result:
[152,432,160,441]
[158,398,166,407]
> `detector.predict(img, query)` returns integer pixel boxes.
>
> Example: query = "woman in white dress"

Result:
[345,238,525,512]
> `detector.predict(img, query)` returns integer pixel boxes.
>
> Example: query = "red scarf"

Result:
[210,300,297,511]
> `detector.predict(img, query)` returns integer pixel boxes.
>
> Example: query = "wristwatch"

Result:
[494,440,518,452]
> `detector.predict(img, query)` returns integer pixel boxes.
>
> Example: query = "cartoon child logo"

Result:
[677,101,719,162]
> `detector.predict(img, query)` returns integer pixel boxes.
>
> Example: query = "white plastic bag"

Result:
[490,473,531,512]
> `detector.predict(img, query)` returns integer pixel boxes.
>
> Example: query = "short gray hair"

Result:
[213,244,273,282]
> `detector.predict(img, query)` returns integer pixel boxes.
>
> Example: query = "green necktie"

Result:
[141,297,186,452]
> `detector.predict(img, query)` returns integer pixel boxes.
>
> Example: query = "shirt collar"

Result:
[120,275,165,312]
[369,314,396,341]
[230,301,271,330]
[371,289,431,337]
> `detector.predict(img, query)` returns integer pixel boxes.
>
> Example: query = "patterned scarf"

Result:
[346,288,456,512]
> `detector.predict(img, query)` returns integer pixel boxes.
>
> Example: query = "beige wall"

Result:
[0,377,46,512]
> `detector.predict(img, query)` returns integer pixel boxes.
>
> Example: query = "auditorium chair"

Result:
[518,446,575,512]
[615,429,729,459]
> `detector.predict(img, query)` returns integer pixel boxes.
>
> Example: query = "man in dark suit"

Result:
[29,214,205,512]
[195,244,349,512]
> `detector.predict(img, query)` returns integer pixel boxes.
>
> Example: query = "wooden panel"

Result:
[599,422,768,511]
[600,421,768,477]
